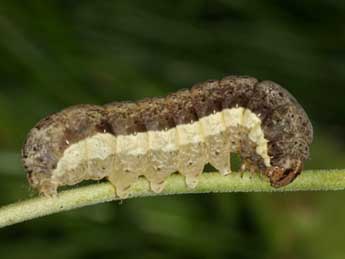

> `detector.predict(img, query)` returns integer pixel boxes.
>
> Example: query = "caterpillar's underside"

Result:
[22,76,313,197]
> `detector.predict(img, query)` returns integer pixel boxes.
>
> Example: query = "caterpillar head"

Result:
[265,136,311,187]
[265,158,303,187]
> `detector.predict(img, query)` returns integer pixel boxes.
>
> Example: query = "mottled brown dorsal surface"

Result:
[22,75,313,197]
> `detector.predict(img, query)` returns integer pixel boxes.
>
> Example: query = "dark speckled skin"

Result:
[22,75,313,192]
[105,102,146,135]
[220,76,258,108]
[137,98,175,131]
[165,89,199,125]
[189,80,223,117]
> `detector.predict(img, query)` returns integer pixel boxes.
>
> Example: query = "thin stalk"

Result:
[0,170,344,228]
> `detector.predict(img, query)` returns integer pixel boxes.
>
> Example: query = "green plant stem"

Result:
[0,170,345,228]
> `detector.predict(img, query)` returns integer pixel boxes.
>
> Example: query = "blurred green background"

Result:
[1,1,345,258]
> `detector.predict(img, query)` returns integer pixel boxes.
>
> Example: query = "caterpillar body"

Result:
[22,76,313,197]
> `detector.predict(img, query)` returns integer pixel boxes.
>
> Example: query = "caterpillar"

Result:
[22,75,313,197]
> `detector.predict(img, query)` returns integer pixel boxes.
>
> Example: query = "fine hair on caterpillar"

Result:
[22,75,313,198]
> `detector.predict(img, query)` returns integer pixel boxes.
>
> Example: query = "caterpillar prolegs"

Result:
[22,76,313,197]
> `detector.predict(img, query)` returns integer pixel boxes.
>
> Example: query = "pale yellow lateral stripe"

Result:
[52,108,270,177]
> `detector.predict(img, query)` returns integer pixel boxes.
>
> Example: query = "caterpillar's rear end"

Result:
[22,75,313,197]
